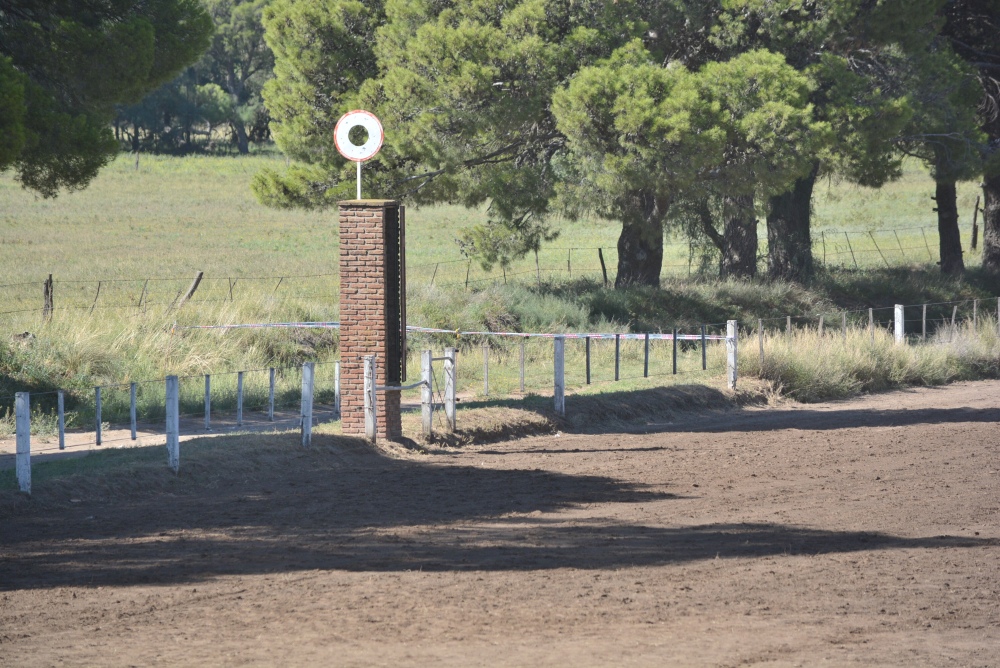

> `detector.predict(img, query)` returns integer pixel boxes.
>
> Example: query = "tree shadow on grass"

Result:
[0,431,994,590]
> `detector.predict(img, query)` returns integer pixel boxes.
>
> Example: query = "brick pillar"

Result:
[339,200,404,439]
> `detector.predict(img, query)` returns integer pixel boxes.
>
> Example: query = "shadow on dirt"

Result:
[1,431,993,591]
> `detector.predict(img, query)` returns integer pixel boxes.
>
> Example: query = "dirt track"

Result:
[2,381,999,666]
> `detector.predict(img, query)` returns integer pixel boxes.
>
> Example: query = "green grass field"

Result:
[0,152,996,428]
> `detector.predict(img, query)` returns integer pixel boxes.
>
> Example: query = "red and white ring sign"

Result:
[334,110,384,162]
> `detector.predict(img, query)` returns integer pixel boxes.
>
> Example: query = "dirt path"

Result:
[2,381,998,666]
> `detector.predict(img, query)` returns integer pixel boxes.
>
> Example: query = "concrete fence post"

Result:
[444,347,457,432]
[15,392,30,494]
[301,362,315,447]
[726,320,738,391]
[554,336,565,417]
[363,355,377,443]
[165,376,179,473]
[421,349,432,439]
[894,304,905,344]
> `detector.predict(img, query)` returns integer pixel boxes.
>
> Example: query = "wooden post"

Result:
[430,263,439,286]
[842,312,847,341]
[758,319,764,367]
[922,304,927,341]
[58,390,66,450]
[301,362,315,447]
[893,230,906,259]
[421,350,432,439]
[95,386,102,446]
[974,299,978,331]
[90,281,102,314]
[16,392,30,494]
[465,260,471,291]
[643,333,650,378]
[177,271,204,308]
[535,249,541,287]
[819,315,824,337]
[138,278,148,310]
[334,362,341,416]
[869,308,874,345]
[870,232,891,268]
[821,231,826,265]
[950,304,958,341]
[787,315,792,340]
[614,334,620,381]
[726,320,738,391]
[444,347,457,432]
[268,367,276,421]
[894,304,904,344]
[554,336,565,417]
[672,329,678,375]
[43,274,53,320]
[598,248,608,287]
[845,232,859,269]
[165,376,179,473]
[567,248,572,276]
[236,371,244,427]
[585,336,591,385]
[519,340,525,394]
[482,343,489,397]
[204,375,211,431]
[921,227,933,260]
[129,383,137,440]
[701,325,707,371]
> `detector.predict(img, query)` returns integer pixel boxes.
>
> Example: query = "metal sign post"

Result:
[334,110,384,199]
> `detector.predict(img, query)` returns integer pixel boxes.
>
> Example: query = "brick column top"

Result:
[339,199,399,207]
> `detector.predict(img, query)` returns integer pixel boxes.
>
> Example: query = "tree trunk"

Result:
[767,163,818,281]
[982,170,1000,273]
[720,194,758,279]
[233,120,250,155]
[615,192,665,288]
[936,180,965,276]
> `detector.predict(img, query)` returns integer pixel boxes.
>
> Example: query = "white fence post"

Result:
[444,347,457,432]
[15,392,30,494]
[421,349,433,439]
[301,362,314,447]
[554,336,565,416]
[726,320,738,391]
[334,361,341,416]
[165,376,179,473]
[894,304,905,344]
[364,355,377,442]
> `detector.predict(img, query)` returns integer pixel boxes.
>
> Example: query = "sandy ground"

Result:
[1,380,999,666]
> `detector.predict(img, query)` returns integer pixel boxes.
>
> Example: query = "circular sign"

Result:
[334,110,384,162]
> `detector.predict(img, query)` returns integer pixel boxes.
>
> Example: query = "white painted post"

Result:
[268,367,275,422]
[129,383,137,441]
[554,336,565,416]
[301,362,315,447]
[363,355,377,442]
[204,374,211,431]
[15,392,30,494]
[894,304,905,344]
[334,361,341,416]
[444,347,457,432]
[58,390,66,450]
[421,349,432,439]
[165,376,179,473]
[95,386,102,446]
[726,320,738,391]
[236,371,244,427]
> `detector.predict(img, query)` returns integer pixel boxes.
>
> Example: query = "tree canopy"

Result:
[0,0,213,196]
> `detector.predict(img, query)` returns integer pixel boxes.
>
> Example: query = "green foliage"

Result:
[0,0,213,195]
